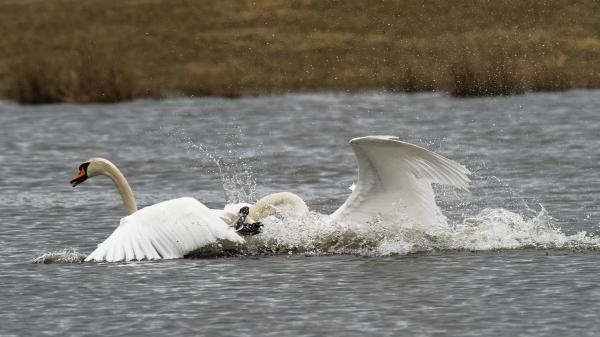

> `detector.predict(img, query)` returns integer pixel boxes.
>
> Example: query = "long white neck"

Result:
[90,158,138,215]
[249,192,308,221]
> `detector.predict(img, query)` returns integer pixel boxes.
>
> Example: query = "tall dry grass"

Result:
[0,0,599,103]
[446,36,581,97]
[8,46,134,104]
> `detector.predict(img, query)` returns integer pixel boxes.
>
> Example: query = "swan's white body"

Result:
[74,136,469,262]
[330,136,470,229]
[85,197,243,262]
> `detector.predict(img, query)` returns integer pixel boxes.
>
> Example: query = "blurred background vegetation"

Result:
[0,0,599,104]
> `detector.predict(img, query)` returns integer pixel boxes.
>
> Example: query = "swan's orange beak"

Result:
[70,166,88,187]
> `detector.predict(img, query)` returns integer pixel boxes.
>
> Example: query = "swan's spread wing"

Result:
[330,136,470,228]
[85,197,244,262]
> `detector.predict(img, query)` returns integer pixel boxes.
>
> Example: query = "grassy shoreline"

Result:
[1,0,599,104]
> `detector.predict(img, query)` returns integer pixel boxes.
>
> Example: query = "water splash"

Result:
[32,248,86,264]
[236,205,600,257]
[165,126,257,204]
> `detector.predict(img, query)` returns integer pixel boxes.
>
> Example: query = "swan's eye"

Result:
[78,162,90,172]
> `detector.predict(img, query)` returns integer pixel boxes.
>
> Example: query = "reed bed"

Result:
[0,0,598,104]
[8,47,134,104]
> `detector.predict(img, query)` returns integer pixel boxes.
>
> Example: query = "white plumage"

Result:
[85,197,244,262]
[330,136,470,229]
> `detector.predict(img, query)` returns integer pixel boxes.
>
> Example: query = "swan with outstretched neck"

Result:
[70,157,245,262]
[70,159,137,214]
[71,136,470,262]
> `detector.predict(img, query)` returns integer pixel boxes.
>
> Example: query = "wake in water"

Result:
[32,248,86,264]
[35,205,599,263]
[237,205,600,256]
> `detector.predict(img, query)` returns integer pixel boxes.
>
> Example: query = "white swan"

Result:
[250,136,470,230]
[70,158,244,262]
[330,136,470,228]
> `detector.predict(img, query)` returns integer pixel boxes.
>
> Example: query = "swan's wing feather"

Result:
[85,197,244,262]
[330,136,470,228]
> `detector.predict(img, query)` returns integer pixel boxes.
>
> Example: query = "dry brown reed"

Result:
[0,0,598,103]
[7,46,134,104]
[446,37,579,97]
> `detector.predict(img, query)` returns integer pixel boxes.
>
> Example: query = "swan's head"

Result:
[69,158,107,187]
[70,161,90,187]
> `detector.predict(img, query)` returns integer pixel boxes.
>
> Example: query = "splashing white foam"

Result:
[237,205,600,256]
[39,206,598,263]
[32,248,86,264]
[446,207,599,251]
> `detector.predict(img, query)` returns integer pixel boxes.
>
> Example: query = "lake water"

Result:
[1,90,599,336]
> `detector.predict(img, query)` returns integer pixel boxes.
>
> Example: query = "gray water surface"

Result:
[1,91,600,336]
